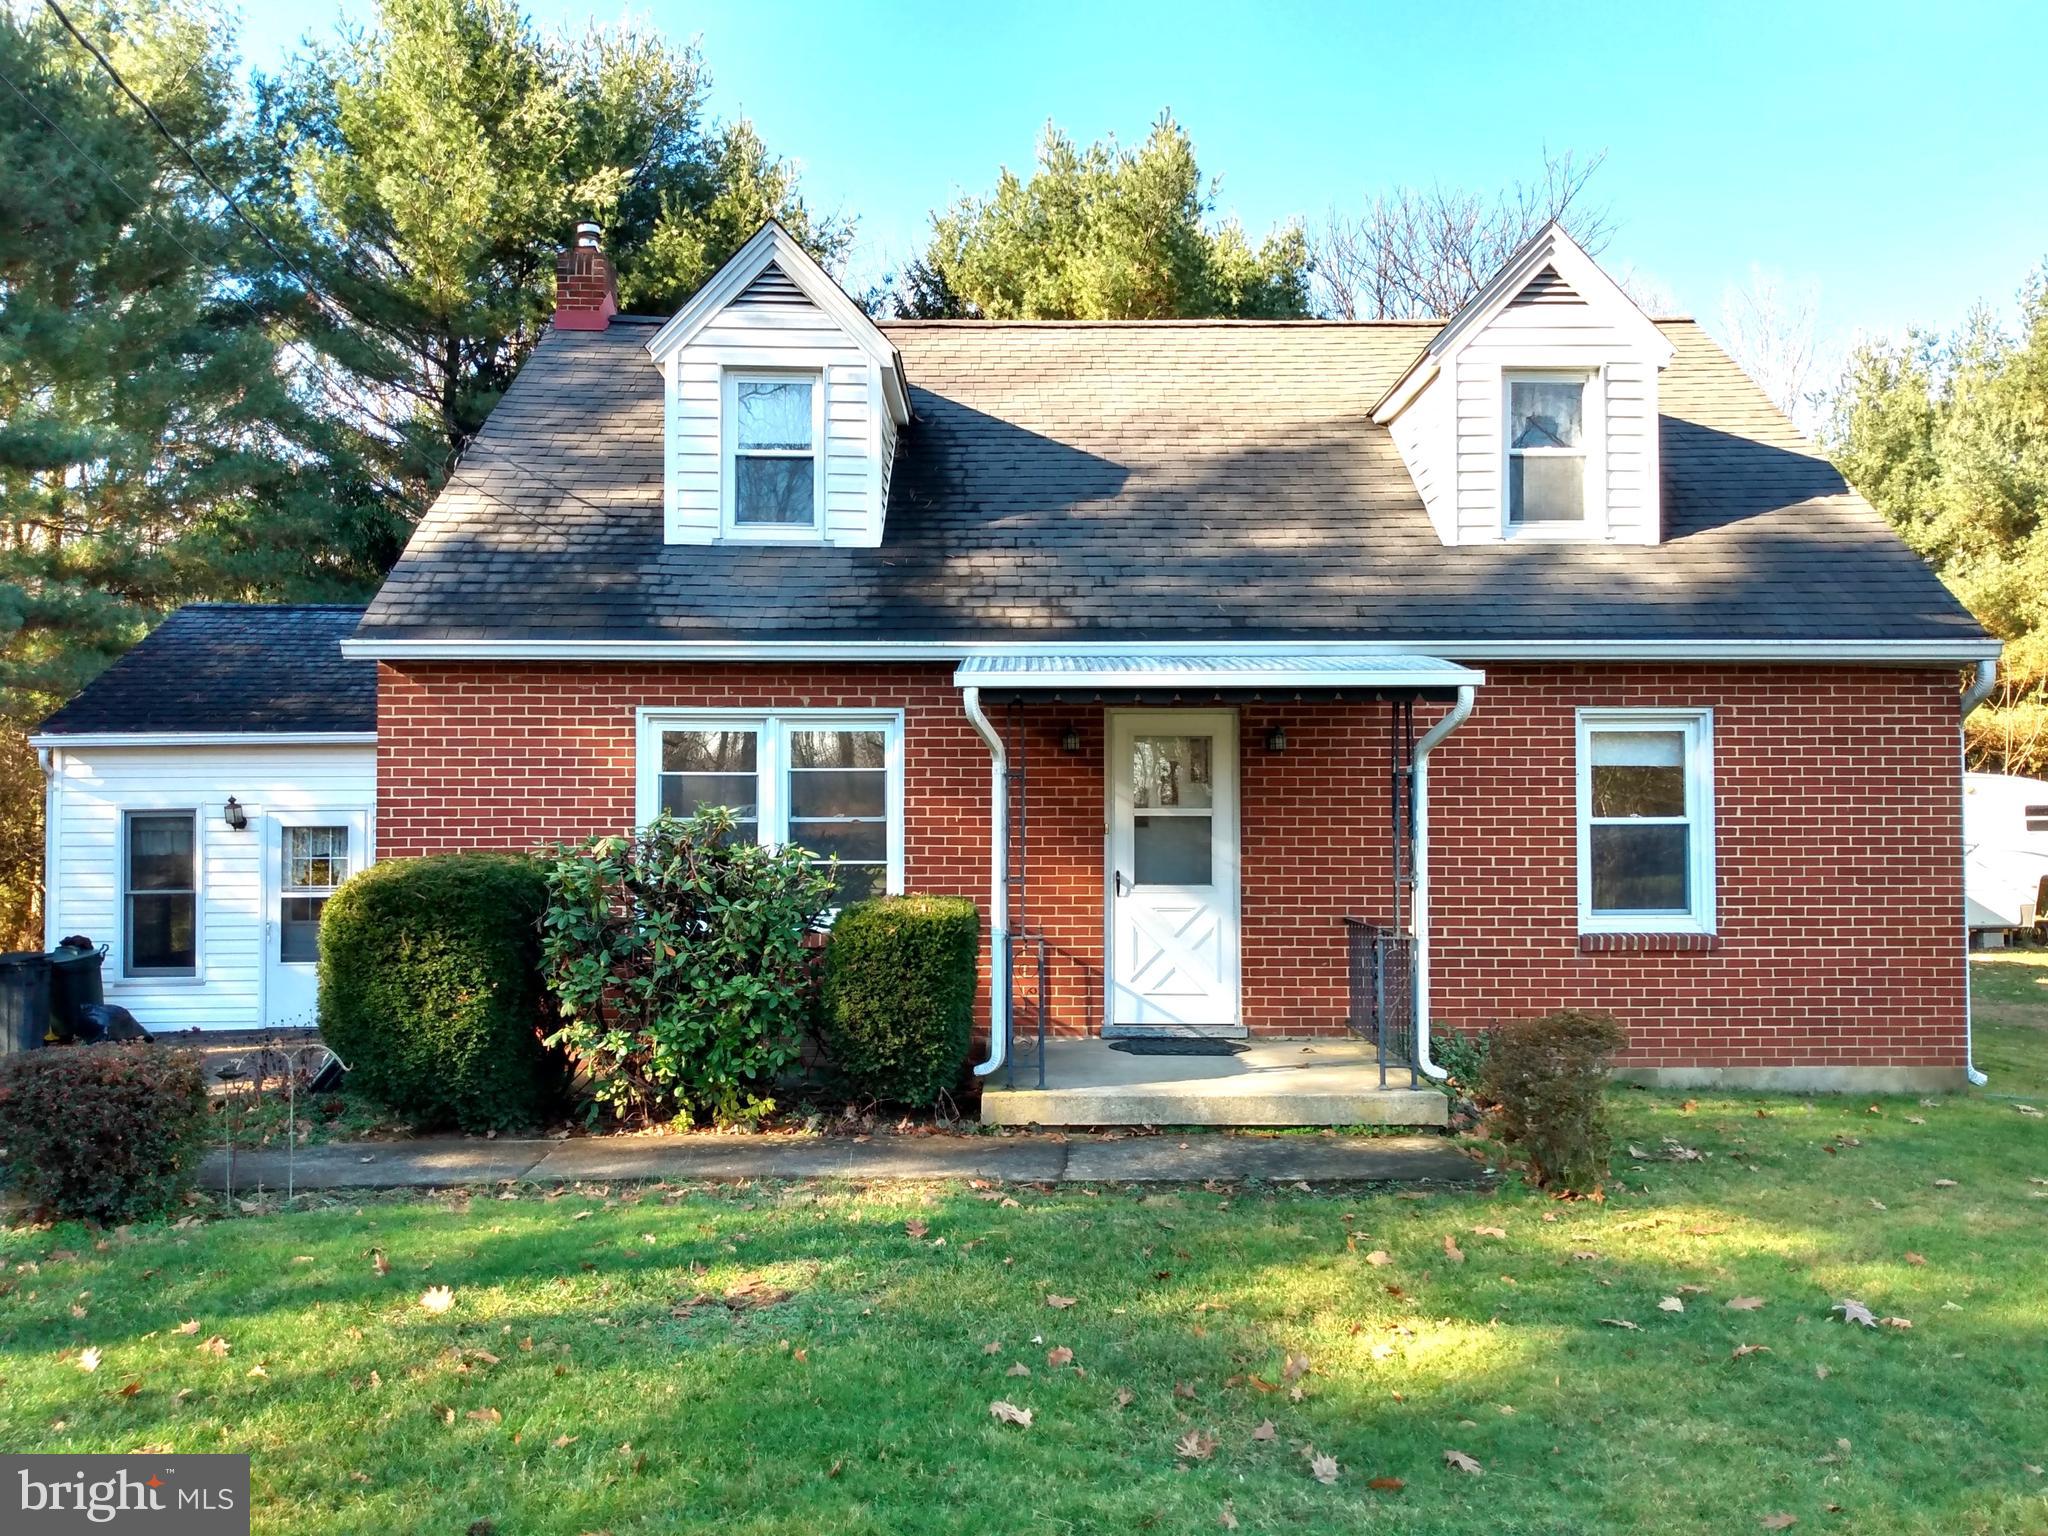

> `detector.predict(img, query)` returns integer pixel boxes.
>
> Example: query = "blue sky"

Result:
[235,0,2046,345]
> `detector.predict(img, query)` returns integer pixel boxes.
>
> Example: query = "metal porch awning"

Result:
[953,650,1484,698]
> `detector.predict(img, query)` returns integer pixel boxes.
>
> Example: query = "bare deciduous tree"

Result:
[1312,150,1614,320]
[1717,265,1827,434]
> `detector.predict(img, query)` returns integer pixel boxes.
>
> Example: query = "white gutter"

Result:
[26,732,376,749]
[961,686,1010,1078]
[1961,657,1998,1087]
[1410,684,1478,1081]
[342,636,2004,666]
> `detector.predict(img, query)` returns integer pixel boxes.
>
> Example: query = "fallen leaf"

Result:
[988,1400,1032,1427]
[1868,1198,1887,1211]
[76,1347,101,1373]
[371,1250,390,1277]
[117,1379,142,1398]
[1657,1296,1685,1313]
[1114,1388,1134,1409]
[1006,1362,1031,1378]
[1369,1475,1405,1491]
[1879,1316,1913,1330]
[1760,1516,1797,1530]
[466,1407,501,1424]
[1045,1295,1076,1310]
[1250,1419,1276,1442]
[1932,1179,1957,1189]
[1364,1250,1392,1267]
[419,1286,455,1314]
[982,1341,1002,1356]
[904,1218,929,1240]
[1470,1225,1507,1239]
[1281,1351,1310,1384]
[552,1435,577,1448]
[1174,1381,1197,1400]
[1904,1115,1926,1125]
[1599,1318,1641,1330]
[1176,1429,1219,1461]
[1308,1449,1340,1485]
[1732,1343,1771,1358]
[246,1364,267,1379]
[1046,1346,1073,1368]
[1443,1448,1483,1475]
[1442,1234,1465,1264]
[1834,1298,1877,1328]
[1726,1297,1765,1311]
[1814,1364,1830,1380]
[1219,1500,1238,1530]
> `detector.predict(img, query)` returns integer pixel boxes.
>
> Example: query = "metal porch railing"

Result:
[1344,918,1417,1088]
[1003,927,1049,1089]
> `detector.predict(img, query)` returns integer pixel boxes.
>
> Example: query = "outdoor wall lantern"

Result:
[222,796,248,831]
[1059,724,1083,754]
[1264,725,1288,753]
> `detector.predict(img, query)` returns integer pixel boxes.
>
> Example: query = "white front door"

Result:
[1107,710,1240,1031]
[263,811,365,1030]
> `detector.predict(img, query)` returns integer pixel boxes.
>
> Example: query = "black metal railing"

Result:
[1344,918,1417,1088]
[1004,927,1049,1089]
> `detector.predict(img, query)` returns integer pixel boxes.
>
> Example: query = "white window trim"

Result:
[120,806,203,981]
[1575,707,1716,936]
[720,367,826,541]
[634,708,905,900]
[1502,367,1607,541]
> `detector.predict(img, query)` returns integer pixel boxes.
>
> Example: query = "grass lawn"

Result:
[3,963,2046,1534]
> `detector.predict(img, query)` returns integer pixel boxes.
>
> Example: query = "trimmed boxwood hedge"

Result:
[818,896,980,1107]
[318,853,557,1132]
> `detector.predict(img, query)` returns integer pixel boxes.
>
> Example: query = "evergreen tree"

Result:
[896,114,1309,320]
[270,0,847,471]
[1827,270,2048,771]
[0,0,405,946]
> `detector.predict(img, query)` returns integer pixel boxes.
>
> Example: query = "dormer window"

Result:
[728,372,821,533]
[1506,372,1593,530]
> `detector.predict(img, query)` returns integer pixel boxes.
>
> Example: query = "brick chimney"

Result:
[553,221,617,331]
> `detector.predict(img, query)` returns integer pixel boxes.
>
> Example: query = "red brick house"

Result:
[336,219,1996,1114]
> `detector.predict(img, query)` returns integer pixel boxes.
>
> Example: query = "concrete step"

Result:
[981,1084,1448,1129]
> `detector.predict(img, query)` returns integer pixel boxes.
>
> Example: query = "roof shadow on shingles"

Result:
[36,605,374,737]
[1660,416,1850,538]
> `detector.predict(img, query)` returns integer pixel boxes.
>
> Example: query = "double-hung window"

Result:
[727,372,820,532]
[1577,710,1715,934]
[124,810,198,976]
[643,711,901,904]
[1506,371,1593,530]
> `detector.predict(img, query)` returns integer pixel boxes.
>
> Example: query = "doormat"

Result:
[1107,1038,1247,1057]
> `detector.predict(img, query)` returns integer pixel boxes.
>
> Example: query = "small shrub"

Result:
[1478,1009,1627,1193]
[818,896,980,1107]
[1434,1028,1494,1099]
[541,809,836,1126]
[0,1045,208,1221]
[319,853,556,1132]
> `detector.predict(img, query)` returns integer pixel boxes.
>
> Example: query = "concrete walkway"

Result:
[200,1131,1481,1192]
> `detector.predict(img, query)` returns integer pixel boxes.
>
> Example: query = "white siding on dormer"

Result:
[1387,371,1454,543]
[662,280,888,548]
[1449,294,1661,546]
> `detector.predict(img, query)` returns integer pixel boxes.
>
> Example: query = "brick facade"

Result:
[377,660,1966,1072]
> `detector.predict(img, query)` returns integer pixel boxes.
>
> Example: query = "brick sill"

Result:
[1579,931,1721,954]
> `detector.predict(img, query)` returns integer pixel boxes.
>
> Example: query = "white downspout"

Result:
[962,686,1010,1077]
[1411,684,1477,1080]
[1961,657,1997,1087]
[37,746,57,949]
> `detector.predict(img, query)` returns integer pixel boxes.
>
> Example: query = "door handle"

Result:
[1114,870,1131,898]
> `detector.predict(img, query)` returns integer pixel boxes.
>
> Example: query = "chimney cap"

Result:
[574,220,602,248]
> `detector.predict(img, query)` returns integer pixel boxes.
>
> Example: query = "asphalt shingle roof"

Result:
[355,315,1983,647]
[38,605,374,736]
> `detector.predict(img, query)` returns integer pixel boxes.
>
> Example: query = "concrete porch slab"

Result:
[981,1037,1449,1128]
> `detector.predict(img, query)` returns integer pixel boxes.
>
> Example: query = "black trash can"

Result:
[0,950,52,1057]
[47,939,108,1043]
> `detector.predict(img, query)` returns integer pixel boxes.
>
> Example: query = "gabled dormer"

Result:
[643,223,911,548]
[1372,222,1676,547]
